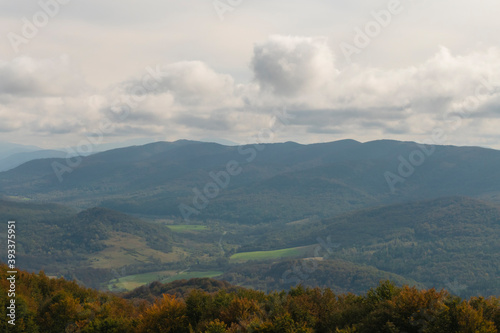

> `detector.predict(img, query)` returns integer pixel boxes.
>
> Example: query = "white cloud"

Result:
[251,35,337,96]
[1,36,500,148]
[0,55,85,97]
[140,61,239,107]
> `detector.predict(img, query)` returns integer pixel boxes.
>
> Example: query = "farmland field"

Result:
[88,232,183,269]
[166,225,209,232]
[107,270,223,291]
[229,245,313,263]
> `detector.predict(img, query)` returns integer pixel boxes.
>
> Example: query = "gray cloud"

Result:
[251,35,336,96]
[30,120,82,135]
[0,55,85,97]
[2,35,500,148]
[121,61,238,107]
[0,119,21,133]
[56,43,500,149]
[174,113,232,131]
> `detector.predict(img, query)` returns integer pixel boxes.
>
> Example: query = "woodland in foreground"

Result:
[1,265,499,332]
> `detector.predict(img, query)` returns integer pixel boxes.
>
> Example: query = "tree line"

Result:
[1,264,499,332]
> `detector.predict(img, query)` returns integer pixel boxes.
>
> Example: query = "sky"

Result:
[1,0,500,149]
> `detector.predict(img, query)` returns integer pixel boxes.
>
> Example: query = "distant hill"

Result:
[0,149,67,172]
[249,197,500,297]
[220,259,424,295]
[0,200,174,288]
[0,141,40,159]
[122,278,242,302]
[1,139,500,224]
[0,196,498,296]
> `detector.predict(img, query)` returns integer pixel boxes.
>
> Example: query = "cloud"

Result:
[247,38,500,136]
[0,112,22,132]
[174,113,232,131]
[251,35,337,96]
[119,61,240,108]
[247,40,500,144]
[31,120,82,135]
[0,55,94,140]
[2,37,500,148]
[80,42,500,148]
[0,55,85,97]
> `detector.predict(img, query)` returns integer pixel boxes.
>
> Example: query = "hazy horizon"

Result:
[2,135,499,153]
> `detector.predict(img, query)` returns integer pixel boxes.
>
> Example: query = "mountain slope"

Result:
[0,141,40,158]
[252,197,500,296]
[220,259,424,295]
[0,149,67,172]
[0,200,175,288]
[1,139,500,224]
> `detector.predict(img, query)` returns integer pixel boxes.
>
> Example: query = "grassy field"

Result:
[107,270,174,291]
[166,225,208,232]
[230,245,313,263]
[88,232,183,269]
[286,217,313,225]
[161,271,223,283]
[4,195,31,201]
[107,270,223,291]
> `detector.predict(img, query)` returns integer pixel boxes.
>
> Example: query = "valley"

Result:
[0,140,498,299]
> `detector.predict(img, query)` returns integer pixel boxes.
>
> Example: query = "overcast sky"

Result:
[1,0,500,149]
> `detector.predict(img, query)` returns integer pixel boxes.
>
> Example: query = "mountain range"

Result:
[1,139,499,223]
[0,139,498,296]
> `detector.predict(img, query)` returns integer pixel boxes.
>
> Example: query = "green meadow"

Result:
[107,270,223,291]
[230,246,312,263]
[166,225,209,232]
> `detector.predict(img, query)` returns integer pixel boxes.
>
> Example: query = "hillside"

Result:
[1,139,500,224]
[0,142,40,159]
[0,201,175,289]
[1,196,497,296]
[0,149,67,172]
[249,197,500,297]
[219,259,424,294]
[1,199,418,295]
[122,278,242,302]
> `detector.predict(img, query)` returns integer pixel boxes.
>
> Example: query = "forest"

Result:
[1,264,499,332]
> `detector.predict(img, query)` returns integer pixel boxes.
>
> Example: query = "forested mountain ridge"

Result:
[1,139,500,223]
